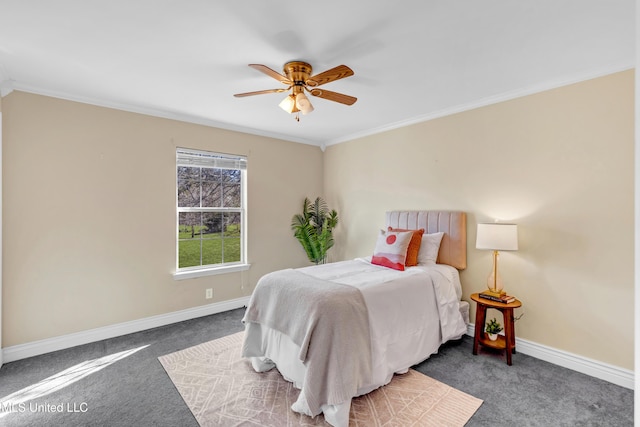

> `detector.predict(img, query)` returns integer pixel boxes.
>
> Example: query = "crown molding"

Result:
[8,82,321,147]
[325,62,635,147]
[0,80,13,97]
[5,62,633,148]
[0,62,13,97]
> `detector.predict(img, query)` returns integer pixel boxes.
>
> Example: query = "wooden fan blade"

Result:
[309,88,357,105]
[248,64,291,84]
[234,88,289,97]
[306,65,354,87]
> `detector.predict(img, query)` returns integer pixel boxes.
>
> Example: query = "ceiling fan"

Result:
[234,61,357,121]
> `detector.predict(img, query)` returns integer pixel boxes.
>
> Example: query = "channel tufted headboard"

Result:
[385,210,467,270]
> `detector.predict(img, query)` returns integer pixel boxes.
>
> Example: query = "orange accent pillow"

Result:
[387,227,425,266]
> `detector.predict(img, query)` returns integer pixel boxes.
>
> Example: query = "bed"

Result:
[242,210,468,426]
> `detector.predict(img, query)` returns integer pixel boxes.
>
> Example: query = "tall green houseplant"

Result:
[291,197,339,264]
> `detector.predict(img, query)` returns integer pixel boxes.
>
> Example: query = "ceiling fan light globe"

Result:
[279,95,296,113]
[296,93,314,114]
[301,103,314,115]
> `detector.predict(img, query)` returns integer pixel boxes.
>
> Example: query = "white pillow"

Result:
[371,230,414,271]
[417,232,444,265]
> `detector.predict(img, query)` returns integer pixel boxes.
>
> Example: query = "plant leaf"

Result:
[292,196,338,264]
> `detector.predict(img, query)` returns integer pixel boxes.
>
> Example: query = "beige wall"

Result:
[1,70,634,371]
[2,91,323,346]
[324,70,634,370]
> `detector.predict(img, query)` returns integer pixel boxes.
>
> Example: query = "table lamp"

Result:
[476,223,518,296]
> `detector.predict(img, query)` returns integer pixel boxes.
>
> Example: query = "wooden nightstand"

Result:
[471,292,522,366]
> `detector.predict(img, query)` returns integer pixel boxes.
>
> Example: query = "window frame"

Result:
[173,148,249,280]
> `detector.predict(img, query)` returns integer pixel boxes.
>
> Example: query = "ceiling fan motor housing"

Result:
[283,61,314,88]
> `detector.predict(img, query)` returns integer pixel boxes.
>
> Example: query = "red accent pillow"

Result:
[387,227,425,266]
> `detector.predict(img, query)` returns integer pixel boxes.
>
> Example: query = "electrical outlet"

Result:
[205,288,213,299]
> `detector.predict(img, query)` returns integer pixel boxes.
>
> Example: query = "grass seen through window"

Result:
[178,224,241,268]
[176,148,246,270]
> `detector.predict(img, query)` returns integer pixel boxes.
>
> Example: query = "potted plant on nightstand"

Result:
[485,318,503,341]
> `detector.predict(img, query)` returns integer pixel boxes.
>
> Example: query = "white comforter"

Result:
[243,258,467,426]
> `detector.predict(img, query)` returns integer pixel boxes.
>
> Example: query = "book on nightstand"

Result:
[478,292,516,304]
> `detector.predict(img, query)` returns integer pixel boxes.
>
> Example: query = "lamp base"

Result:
[485,250,506,297]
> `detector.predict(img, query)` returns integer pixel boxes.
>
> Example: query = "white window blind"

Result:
[177,148,247,170]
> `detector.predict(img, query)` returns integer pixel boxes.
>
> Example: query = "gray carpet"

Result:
[0,308,632,426]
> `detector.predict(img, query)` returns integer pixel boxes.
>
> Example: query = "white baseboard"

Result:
[2,296,251,363]
[2,306,632,391]
[466,324,634,390]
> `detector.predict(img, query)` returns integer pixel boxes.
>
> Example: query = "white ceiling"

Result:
[0,1,634,148]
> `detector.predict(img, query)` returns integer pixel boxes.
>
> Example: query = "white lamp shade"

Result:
[278,95,296,113]
[295,92,314,114]
[476,223,518,251]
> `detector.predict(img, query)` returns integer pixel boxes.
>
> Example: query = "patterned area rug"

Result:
[159,332,482,426]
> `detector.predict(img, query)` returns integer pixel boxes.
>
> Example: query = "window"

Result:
[176,148,247,275]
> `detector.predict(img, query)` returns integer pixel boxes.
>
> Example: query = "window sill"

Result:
[173,263,251,281]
